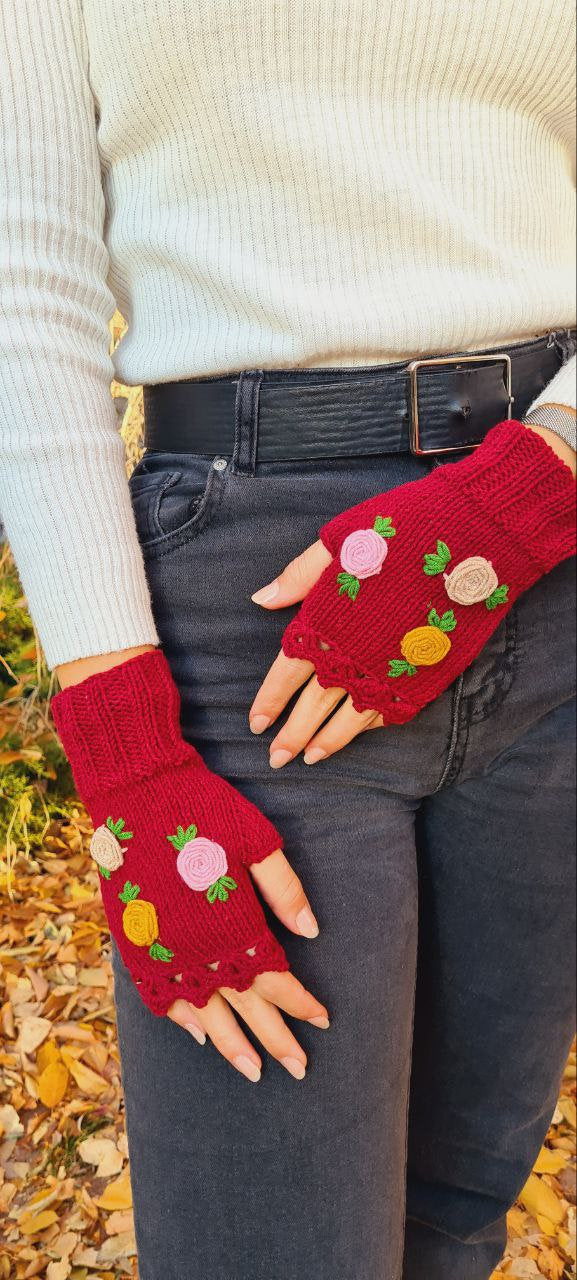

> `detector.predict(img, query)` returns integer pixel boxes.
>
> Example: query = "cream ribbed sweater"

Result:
[1,0,576,667]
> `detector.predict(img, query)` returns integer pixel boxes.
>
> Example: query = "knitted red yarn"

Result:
[52,651,288,1016]
[282,420,576,721]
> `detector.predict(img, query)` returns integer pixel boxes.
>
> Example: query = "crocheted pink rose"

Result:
[177,837,228,892]
[341,528,389,579]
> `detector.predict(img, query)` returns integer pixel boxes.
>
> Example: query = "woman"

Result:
[1,2,575,1277]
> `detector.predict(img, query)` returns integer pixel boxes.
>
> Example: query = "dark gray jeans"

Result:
[112,433,576,1280]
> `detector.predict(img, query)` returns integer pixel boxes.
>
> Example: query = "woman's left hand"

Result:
[248,420,577,769]
[249,540,385,768]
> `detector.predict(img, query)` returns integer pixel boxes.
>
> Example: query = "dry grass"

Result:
[0,317,575,1278]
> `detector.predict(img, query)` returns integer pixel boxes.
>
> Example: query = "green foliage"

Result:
[0,551,74,866]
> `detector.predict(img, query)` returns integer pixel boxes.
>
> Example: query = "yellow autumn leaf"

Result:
[69,880,95,903]
[37,1060,70,1107]
[558,1097,577,1129]
[519,1174,564,1229]
[18,1208,59,1234]
[36,1041,62,1074]
[533,1147,569,1176]
[60,1051,108,1098]
[95,1169,133,1212]
[536,1215,561,1238]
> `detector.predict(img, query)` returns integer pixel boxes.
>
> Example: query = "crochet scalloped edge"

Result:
[132,929,290,1016]
[282,621,421,722]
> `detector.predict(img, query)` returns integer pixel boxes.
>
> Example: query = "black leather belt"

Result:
[142,329,576,462]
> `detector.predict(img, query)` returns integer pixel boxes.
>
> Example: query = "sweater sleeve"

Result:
[0,0,159,668]
[523,353,577,451]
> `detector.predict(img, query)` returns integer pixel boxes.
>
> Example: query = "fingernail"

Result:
[296,906,320,938]
[251,581,280,605]
[303,747,327,765]
[233,1055,261,1082]
[308,1016,330,1029]
[282,1057,307,1080]
[250,715,271,735]
[270,748,293,770]
[184,1021,206,1046]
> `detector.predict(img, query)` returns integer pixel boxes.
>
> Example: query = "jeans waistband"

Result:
[142,328,576,469]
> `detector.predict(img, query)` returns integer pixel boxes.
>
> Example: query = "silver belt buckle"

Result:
[407,352,513,456]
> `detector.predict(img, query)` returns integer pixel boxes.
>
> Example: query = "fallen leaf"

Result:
[0,1103,24,1140]
[77,1137,123,1179]
[17,1017,52,1055]
[533,1148,569,1176]
[46,1262,71,1280]
[95,1170,133,1212]
[519,1175,564,1230]
[60,1051,108,1098]
[18,1209,59,1235]
[37,1061,70,1107]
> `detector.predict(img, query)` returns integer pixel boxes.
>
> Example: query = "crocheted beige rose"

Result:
[444,556,498,606]
[90,816,133,878]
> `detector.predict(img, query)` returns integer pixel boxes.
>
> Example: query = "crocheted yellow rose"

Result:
[118,882,174,962]
[389,609,457,678]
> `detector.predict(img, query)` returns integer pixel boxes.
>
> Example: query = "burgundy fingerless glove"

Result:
[52,650,289,1016]
[282,419,576,723]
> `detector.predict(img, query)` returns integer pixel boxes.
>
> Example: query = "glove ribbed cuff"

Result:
[52,649,197,802]
[437,419,576,574]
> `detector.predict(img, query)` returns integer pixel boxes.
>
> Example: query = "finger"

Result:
[222,985,308,1079]
[251,540,332,609]
[168,993,263,1082]
[303,697,383,763]
[249,648,315,734]
[250,848,320,938]
[253,969,330,1028]
[266,674,346,767]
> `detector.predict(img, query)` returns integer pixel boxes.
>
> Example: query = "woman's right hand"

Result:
[52,648,328,1083]
[168,846,329,1082]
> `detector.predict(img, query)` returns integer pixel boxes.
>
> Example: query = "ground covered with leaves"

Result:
[1,365,575,1278]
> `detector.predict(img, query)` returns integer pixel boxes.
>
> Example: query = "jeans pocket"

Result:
[129,451,230,554]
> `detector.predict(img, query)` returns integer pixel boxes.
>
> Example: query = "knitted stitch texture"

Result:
[51,650,288,1016]
[282,420,576,721]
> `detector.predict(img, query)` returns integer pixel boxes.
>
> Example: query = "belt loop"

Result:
[232,370,263,475]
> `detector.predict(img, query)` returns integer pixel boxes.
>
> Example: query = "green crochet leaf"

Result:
[428,607,441,628]
[98,866,111,881]
[220,876,238,891]
[167,822,198,851]
[485,584,509,610]
[423,540,452,576]
[373,515,396,538]
[106,816,133,841]
[149,942,174,963]
[337,571,361,601]
[207,882,220,904]
[118,881,140,904]
[218,885,229,902]
[388,659,417,678]
[438,610,457,633]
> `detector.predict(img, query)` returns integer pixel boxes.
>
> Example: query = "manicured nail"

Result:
[185,1021,206,1046]
[303,747,327,765]
[250,715,271,735]
[296,906,320,938]
[270,748,293,770]
[251,581,280,605]
[233,1055,261,1082]
[282,1057,307,1080]
[308,1016,330,1029]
